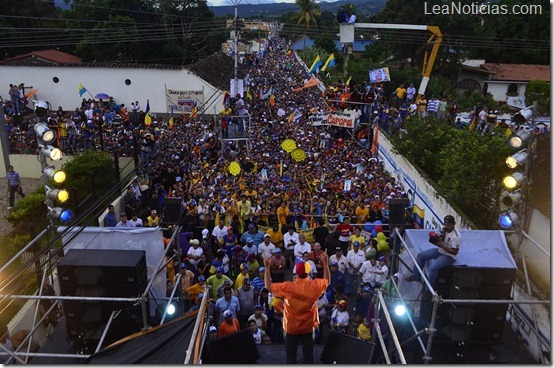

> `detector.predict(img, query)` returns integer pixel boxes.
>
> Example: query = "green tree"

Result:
[62,150,115,198]
[525,80,550,115]
[292,0,321,28]
[314,35,337,54]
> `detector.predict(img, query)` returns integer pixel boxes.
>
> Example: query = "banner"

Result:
[327,114,354,128]
[506,96,525,109]
[166,88,204,113]
[369,67,391,83]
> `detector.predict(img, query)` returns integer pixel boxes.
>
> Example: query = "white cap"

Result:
[202,229,209,238]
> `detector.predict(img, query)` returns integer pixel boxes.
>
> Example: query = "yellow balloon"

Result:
[291,148,307,162]
[281,139,297,153]
[377,240,390,252]
[229,161,241,176]
[376,232,386,241]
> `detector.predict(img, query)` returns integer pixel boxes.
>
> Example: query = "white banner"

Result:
[166,88,204,113]
[327,114,354,128]
[506,96,526,109]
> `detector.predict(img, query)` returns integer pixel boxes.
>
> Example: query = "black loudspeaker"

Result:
[204,329,260,364]
[162,197,182,225]
[320,330,374,364]
[389,198,409,226]
[58,249,148,353]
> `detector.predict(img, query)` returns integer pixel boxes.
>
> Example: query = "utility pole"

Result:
[234,0,239,96]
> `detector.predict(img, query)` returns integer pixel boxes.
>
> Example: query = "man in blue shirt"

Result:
[103,205,117,227]
[6,165,25,209]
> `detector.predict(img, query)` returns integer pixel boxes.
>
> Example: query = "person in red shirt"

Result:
[264,252,330,364]
[218,309,241,337]
[335,218,354,254]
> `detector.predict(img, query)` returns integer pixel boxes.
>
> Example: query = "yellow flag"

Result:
[287,112,295,123]
[346,76,351,86]
[190,106,198,119]
[168,116,174,128]
[144,113,152,126]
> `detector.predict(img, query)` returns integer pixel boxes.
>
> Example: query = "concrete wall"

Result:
[487,80,526,103]
[1,154,134,179]
[0,65,225,114]
[377,133,474,230]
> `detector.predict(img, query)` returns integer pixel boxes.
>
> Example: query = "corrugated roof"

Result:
[529,135,550,219]
[480,63,550,82]
[186,51,248,89]
[3,49,82,63]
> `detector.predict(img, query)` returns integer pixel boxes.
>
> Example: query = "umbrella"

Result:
[95,93,111,99]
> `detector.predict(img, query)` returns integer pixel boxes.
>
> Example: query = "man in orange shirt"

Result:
[218,309,241,337]
[264,251,330,363]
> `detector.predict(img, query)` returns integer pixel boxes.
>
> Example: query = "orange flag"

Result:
[294,77,319,92]
[371,124,379,155]
[287,112,295,123]
[269,95,276,107]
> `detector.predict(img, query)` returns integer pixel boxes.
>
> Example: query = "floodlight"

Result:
[45,187,69,203]
[34,122,55,144]
[500,190,522,209]
[503,172,525,189]
[394,304,407,317]
[34,100,49,118]
[498,211,519,229]
[41,145,62,161]
[513,107,533,125]
[49,207,73,222]
[507,129,531,149]
[43,167,66,184]
[506,150,528,169]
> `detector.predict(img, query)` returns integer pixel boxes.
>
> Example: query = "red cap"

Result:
[295,262,307,277]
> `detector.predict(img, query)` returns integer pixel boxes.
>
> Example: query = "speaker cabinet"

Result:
[389,198,409,226]
[58,249,148,352]
[204,329,260,364]
[162,197,182,225]
[320,330,375,364]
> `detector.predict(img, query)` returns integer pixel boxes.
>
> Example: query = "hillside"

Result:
[210,0,387,18]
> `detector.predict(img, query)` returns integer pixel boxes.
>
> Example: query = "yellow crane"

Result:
[340,23,443,103]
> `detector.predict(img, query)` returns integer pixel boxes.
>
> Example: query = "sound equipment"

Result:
[204,329,260,364]
[162,197,182,225]
[320,330,374,364]
[389,198,409,226]
[58,249,148,353]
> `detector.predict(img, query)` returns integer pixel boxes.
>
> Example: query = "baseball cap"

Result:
[209,326,217,332]
[249,223,256,229]
[444,215,456,224]
[120,213,127,217]
[240,263,249,270]
[202,229,209,238]
[223,310,233,319]
[247,239,254,244]
[331,262,338,267]
[254,304,263,310]
[264,233,271,238]
[378,256,386,262]
[274,248,281,253]
[198,275,206,282]
[337,299,348,308]
[353,241,360,247]
[190,239,199,246]
[243,278,251,285]
[223,279,232,285]
[335,247,342,251]
[363,285,372,293]
[151,210,157,214]
[215,267,223,273]
[295,262,307,277]
[259,266,265,272]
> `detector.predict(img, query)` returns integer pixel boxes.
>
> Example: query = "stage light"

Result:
[34,122,55,144]
[34,100,49,118]
[394,304,407,317]
[49,207,73,222]
[43,167,66,184]
[166,303,176,315]
[503,172,525,189]
[506,150,528,169]
[498,211,519,229]
[513,107,533,125]
[507,129,531,149]
[500,190,522,209]
[45,187,69,203]
[41,145,62,161]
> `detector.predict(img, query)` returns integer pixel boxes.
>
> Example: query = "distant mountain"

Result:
[210,0,386,18]
[54,0,72,10]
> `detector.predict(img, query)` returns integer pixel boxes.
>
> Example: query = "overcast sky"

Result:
[207,0,338,7]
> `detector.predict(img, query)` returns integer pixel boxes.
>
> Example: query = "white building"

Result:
[0,51,248,115]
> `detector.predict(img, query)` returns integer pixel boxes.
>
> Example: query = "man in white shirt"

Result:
[329,247,348,274]
[243,239,257,256]
[406,83,417,102]
[345,241,365,295]
[257,234,276,262]
[212,218,228,243]
[374,256,388,288]
[359,257,379,287]
[129,213,143,227]
[293,234,311,265]
[283,226,300,269]
[116,213,133,228]
[187,239,204,269]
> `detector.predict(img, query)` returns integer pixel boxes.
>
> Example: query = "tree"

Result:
[525,80,550,115]
[292,0,321,29]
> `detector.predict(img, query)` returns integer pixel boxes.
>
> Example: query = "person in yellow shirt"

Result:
[394,84,407,107]
[220,104,232,138]
[349,227,366,251]
[355,203,369,223]
[267,224,284,249]
[234,263,250,292]
[238,195,252,224]
[185,275,207,305]
[356,317,372,341]
[276,201,290,228]
[147,210,160,227]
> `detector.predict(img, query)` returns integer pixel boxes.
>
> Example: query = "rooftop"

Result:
[2,49,82,64]
[186,51,249,89]
[480,63,550,82]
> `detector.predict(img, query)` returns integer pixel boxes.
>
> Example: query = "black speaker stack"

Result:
[58,249,149,353]
[420,266,515,349]
[162,197,182,225]
[389,198,410,226]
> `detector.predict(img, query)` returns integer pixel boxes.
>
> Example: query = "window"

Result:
[53,77,59,83]
[457,78,481,91]
[125,79,132,85]
[507,83,518,95]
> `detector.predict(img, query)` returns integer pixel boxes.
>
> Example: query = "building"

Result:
[291,35,373,54]
[226,18,271,32]
[0,51,247,114]
[2,49,82,64]
[457,60,550,103]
